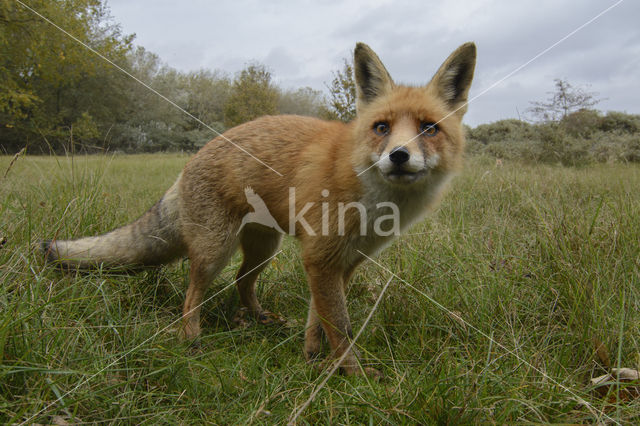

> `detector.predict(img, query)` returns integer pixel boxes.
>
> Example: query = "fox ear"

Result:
[354,43,394,111]
[429,42,476,115]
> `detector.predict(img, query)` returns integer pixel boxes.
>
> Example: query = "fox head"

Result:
[351,42,476,186]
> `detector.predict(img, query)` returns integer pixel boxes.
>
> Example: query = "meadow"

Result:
[1,153,639,424]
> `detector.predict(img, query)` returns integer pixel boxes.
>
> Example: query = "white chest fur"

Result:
[346,170,453,262]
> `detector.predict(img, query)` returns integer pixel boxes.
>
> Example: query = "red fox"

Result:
[42,42,476,376]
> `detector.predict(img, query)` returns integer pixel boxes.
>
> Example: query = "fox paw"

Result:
[233,307,287,329]
[359,366,384,380]
[307,356,383,380]
[340,365,384,379]
[305,351,323,364]
[257,310,286,325]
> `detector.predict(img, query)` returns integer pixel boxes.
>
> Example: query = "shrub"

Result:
[467,119,535,146]
[598,111,640,134]
[560,109,601,138]
[466,111,640,165]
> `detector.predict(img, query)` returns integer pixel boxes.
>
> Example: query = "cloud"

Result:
[105,0,639,126]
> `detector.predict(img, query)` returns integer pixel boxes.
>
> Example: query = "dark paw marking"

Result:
[232,307,251,329]
[305,351,323,363]
[186,337,202,354]
[257,310,287,325]
[233,308,288,329]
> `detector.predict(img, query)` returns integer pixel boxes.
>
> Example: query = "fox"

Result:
[41,42,476,377]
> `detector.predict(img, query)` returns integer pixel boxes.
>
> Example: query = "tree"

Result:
[278,86,325,117]
[223,63,278,128]
[324,58,356,122]
[0,0,134,153]
[108,49,232,152]
[185,69,231,132]
[116,52,193,151]
[527,78,601,122]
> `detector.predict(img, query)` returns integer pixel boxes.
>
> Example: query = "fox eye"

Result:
[420,122,438,136]
[373,121,390,136]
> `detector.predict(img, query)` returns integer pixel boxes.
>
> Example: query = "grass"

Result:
[1,153,639,424]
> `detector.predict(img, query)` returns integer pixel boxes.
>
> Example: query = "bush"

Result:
[598,111,640,134]
[467,119,535,145]
[466,111,640,165]
[560,109,601,138]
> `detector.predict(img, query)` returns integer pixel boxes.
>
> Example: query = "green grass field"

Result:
[1,153,639,424]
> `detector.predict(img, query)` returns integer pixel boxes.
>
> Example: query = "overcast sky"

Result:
[105,0,639,126]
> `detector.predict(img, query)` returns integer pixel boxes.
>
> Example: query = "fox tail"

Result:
[41,176,186,269]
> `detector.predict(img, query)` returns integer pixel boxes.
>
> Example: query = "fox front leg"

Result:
[303,262,381,377]
[304,262,363,362]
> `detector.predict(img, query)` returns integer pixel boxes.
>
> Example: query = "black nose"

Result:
[389,146,410,165]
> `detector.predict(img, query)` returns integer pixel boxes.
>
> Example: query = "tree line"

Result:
[0,0,347,154]
[3,1,638,163]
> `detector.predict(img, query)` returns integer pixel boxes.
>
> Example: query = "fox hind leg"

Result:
[182,231,239,341]
[236,224,283,323]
